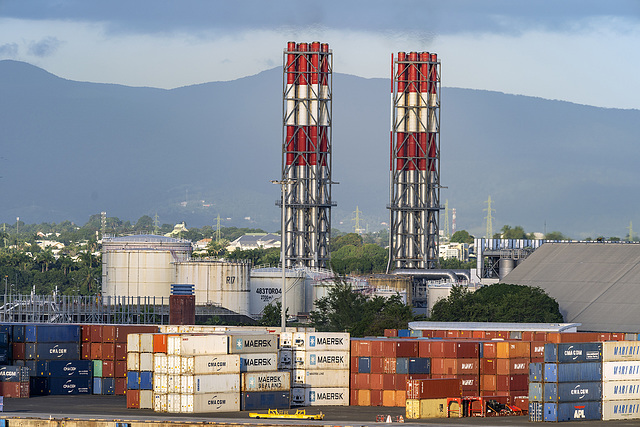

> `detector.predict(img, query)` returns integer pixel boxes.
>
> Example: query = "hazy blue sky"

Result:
[1,1,639,109]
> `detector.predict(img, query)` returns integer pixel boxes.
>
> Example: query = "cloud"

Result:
[28,37,61,57]
[0,43,19,57]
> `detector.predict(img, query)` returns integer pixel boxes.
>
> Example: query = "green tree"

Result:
[331,233,363,252]
[430,283,563,323]
[135,215,154,233]
[258,301,289,327]
[545,231,568,240]
[450,230,474,244]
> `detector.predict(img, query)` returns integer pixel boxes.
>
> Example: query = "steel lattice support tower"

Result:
[387,52,441,271]
[281,41,334,268]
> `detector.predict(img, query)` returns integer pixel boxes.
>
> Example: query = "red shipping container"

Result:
[350,373,356,388]
[114,325,158,343]
[472,331,485,339]
[381,340,396,358]
[81,342,91,360]
[421,330,433,338]
[0,382,29,398]
[510,393,528,408]
[431,358,478,375]
[407,374,431,381]
[459,374,480,395]
[481,358,497,375]
[495,331,509,339]
[611,333,625,341]
[350,388,357,406]
[457,359,480,375]
[90,343,102,360]
[102,325,115,343]
[496,374,527,392]
[484,331,498,339]
[430,358,454,375]
[496,358,529,376]
[395,374,407,388]
[384,329,398,337]
[102,360,114,378]
[483,342,497,359]
[370,374,383,390]
[395,341,419,358]
[418,340,437,358]
[481,374,497,391]
[127,389,140,408]
[115,377,126,395]
[371,357,384,374]
[350,356,359,373]
[90,325,103,343]
[430,374,456,379]
[102,343,115,360]
[597,333,612,341]
[115,361,127,378]
[432,330,446,338]
[446,330,460,339]
[530,342,545,359]
[458,330,472,339]
[370,389,383,406]
[406,378,461,399]
[370,340,384,356]
[382,374,396,390]
[81,325,92,343]
[12,343,25,360]
[383,358,396,374]
[357,340,372,357]
[115,343,127,361]
[354,373,370,389]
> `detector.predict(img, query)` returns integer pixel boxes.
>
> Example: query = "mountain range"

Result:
[1,59,639,240]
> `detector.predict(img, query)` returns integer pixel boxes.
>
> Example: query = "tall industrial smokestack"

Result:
[387,52,441,271]
[281,42,334,269]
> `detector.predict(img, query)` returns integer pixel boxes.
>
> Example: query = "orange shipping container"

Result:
[382,390,395,407]
[370,374,384,390]
[480,374,497,391]
[90,342,102,360]
[357,389,371,406]
[126,389,140,408]
[483,342,497,359]
[383,358,396,374]
[496,341,530,359]
[395,390,406,407]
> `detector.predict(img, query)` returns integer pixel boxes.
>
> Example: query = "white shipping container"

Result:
[181,354,241,375]
[291,387,349,406]
[153,393,167,412]
[127,352,140,371]
[240,353,278,372]
[181,373,240,394]
[278,349,293,370]
[293,369,349,388]
[167,393,181,413]
[168,374,181,393]
[293,332,350,351]
[603,399,640,420]
[604,361,640,381]
[294,351,349,370]
[140,390,153,409]
[242,371,291,392]
[140,352,154,371]
[189,392,240,413]
[154,353,168,374]
[603,380,640,400]
[279,332,293,348]
[228,334,277,354]
[603,342,640,362]
[176,335,229,356]
[127,333,140,353]
[140,333,154,353]
[153,373,168,394]
[168,355,181,374]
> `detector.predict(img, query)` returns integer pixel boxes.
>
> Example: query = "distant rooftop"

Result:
[408,321,581,332]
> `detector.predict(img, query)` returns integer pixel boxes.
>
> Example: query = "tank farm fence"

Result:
[0,294,171,324]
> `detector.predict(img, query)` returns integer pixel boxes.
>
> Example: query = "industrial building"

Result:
[501,241,640,333]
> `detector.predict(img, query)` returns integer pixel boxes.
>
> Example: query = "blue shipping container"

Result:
[12,325,25,343]
[544,362,602,383]
[45,360,93,377]
[544,343,602,363]
[398,329,410,338]
[0,325,12,341]
[408,358,431,374]
[29,377,49,396]
[127,371,139,390]
[0,333,8,346]
[543,401,602,422]
[396,358,408,374]
[139,371,153,390]
[358,357,371,374]
[93,377,102,395]
[529,362,543,382]
[241,391,290,411]
[25,324,81,343]
[102,377,115,395]
[25,343,80,360]
[543,382,602,402]
[0,366,28,382]
[48,376,92,395]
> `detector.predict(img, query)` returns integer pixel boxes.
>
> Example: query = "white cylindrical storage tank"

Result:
[249,267,306,318]
[174,259,250,315]
[102,235,192,302]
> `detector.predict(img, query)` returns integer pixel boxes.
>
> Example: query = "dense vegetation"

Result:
[429,283,564,323]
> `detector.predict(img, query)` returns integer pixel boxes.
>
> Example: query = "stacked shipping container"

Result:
[602,341,640,421]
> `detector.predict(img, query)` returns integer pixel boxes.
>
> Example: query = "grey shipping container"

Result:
[544,343,602,363]
[543,382,602,402]
[529,362,543,382]
[544,362,602,383]
[543,401,601,422]
[529,382,543,402]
